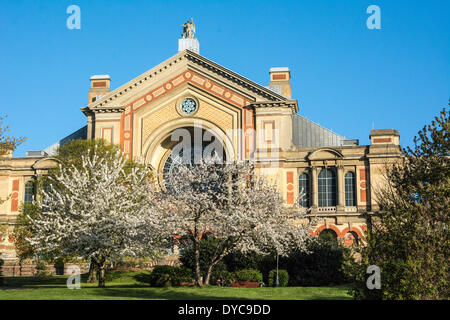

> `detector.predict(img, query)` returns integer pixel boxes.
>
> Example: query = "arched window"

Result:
[318,168,336,207]
[298,173,310,208]
[345,172,356,206]
[319,229,338,246]
[344,231,359,248]
[24,180,35,204]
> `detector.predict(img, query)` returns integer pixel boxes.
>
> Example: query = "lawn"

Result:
[0,271,351,300]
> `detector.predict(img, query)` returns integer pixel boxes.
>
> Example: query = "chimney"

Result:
[370,129,400,145]
[268,67,291,99]
[88,75,110,104]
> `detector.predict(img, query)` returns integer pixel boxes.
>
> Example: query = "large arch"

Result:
[142,117,236,172]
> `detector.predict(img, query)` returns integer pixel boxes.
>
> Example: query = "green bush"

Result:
[223,251,266,272]
[0,258,3,285]
[210,270,235,286]
[268,269,289,287]
[148,266,193,287]
[234,269,263,283]
[172,266,194,285]
[281,239,349,286]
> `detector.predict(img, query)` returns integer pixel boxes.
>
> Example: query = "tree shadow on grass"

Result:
[1,276,68,289]
[87,286,253,300]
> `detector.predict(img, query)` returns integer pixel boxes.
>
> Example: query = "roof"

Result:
[83,50,289,112]
[292,114,347,147]
[42,126,87,156]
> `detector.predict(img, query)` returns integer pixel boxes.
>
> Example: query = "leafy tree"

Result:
[179,237,227,282]
[13,139,147,281]
[1,114,26,277]
[282,238,349,286]
[160,159,313,287]
[26,150,165,287]
[344,108,449,299]
[0,114,26,157]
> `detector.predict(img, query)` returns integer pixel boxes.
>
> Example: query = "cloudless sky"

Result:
[0,0,448,156]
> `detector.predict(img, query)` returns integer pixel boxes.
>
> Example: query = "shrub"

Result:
[211,270,235,286]
[280,239,349,286]
[234,269,263,283]
[148,266,193,287]
[268,269,289,287]
[35,260,48,277]
[222,250,276,284]
[173,266,194,285]
[0,258,3,285]
[223,251,265,272]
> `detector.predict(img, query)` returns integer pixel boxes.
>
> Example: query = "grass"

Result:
[0,271,352,300]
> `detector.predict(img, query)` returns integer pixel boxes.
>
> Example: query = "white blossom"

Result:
[27,149,165,286]
[159,158,315,286]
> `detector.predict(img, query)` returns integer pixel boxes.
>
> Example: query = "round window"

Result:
[180,98,197,115]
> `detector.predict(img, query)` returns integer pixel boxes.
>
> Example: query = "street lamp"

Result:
[275,253,279,287]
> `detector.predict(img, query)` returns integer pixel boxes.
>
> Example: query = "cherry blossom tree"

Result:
[27,149,165,287]
[160,159,314,286]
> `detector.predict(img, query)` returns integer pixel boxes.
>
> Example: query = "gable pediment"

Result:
[82,50,287,115]
[32,157,60,170]
[307,148,343,161]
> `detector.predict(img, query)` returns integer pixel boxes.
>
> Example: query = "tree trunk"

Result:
[87,258,97,283]
[97,259,106,288]
[204,250,228,286]
[193,237,203,287]
[204,264,214,286]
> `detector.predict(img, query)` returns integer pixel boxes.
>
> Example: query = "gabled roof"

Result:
[42,126,87,156]
[83,50,289,114]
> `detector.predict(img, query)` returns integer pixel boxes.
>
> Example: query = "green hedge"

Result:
[179,236,348,287]
[210,270,235,286]
[281,240,349,286]
[268,269,289,287]
[148,266,193,287]
[234,269,263,283]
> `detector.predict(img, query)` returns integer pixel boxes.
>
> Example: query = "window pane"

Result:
[318,168,336,207]
[345,172,356,206]
[298,173,309,207]
[24,181,34,204]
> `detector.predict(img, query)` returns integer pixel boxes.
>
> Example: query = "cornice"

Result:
[82,106,125,115]
[251,100,298,113]
[184,50,287,102]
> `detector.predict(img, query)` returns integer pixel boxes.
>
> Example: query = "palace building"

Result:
[0,28,402,262]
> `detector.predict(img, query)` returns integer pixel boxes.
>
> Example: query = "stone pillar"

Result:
[87,115,94,139]
[337,165,345,210]
[311,166,318,212]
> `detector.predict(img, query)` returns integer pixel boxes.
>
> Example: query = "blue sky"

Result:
[0,0,448,156]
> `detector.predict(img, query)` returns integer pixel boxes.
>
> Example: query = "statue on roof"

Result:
[181,18,196,39]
